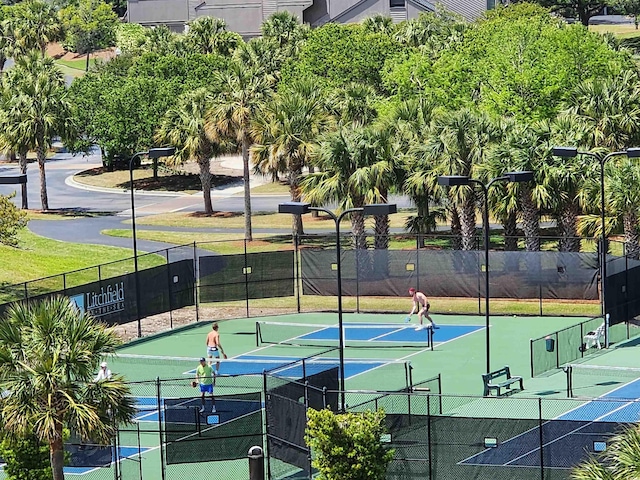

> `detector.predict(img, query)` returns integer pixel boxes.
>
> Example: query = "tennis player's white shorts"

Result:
[207,346,220,358]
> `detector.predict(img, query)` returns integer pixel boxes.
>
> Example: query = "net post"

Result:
[255,322,260,347]
[193,241,199,323]
[530,338,534,378]
[294,234,301,314]
[555,332,559,370]
[564,366,572,398]
[437,374,443,414]
[605,313,610,349]
[244,240,249,318]
[429,327,434,351]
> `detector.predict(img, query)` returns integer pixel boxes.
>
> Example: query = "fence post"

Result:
[427,394,433,480]
[538,397,544,480]
[295,235,301,313]
[193,242,199,323]
[156,377,166,480]
[165,249,173,330]
[244,239,250,318]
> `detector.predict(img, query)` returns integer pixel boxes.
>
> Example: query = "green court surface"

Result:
[9,311,640,480]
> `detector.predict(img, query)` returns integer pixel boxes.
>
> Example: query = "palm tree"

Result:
[572,424,640,479]
[302,127,369,250]
[329,83,378,128]
[205,61,272,241]
[9,0,63,58]
[261,11,308,49]
[251,79,330,236]
[362,14,394,35]
[0,296,136,480]
[389,97,442,245]
[3,52,74,210]
[424,108,497,250]
[185,16,241,56]
[156,88,226,215]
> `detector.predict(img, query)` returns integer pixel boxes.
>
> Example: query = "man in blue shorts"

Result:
[205,323,228,375]
[195,357,216,413]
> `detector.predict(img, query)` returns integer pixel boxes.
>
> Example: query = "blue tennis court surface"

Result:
[135,396,262,423]
[1,446,153,475]
[180,354,397,377]
[300,323,482,344]
[460,376,640,469]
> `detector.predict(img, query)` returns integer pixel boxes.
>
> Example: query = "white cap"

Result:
[101,362,107,367]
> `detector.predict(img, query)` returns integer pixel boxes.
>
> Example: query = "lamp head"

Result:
[626,148,640,158]
[148,147,176,159]
[437,175,470,187]
[278,202,311,215]
[552,147,579,158]
[504,171,534,183]
[362,204,398,216]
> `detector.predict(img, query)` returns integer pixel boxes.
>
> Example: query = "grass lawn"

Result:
[73,166,239,194]
[590,23,640,38]
[0,229,163,292]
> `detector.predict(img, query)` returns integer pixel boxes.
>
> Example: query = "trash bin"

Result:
[248,445,264,480]
[545,336,555,352]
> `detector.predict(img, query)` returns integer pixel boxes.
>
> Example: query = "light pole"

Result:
[130,147,175,337]
[438,172,534,373]
[552,147,640,346]
[278,201,398,410]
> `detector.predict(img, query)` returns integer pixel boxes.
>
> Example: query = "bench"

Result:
[482,366,524,397]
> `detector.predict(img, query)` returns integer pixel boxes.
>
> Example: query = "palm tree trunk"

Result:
[36,143,49,211]
[50,427,65,480]
[520,185,540,252]
[242,136,253,241]
[374,215,390,249]
[558,202,581,252]
[288,167,304,236]
[450,206,462,250]
[350,211,367,250]
[198,157,213,215]
[461,193,476,251]
[503,211,518,251]
[624,212,640,259]
[18,150,28,210]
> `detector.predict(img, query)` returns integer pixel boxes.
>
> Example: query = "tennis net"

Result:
[565,364,640,399]
[255,321,433,349]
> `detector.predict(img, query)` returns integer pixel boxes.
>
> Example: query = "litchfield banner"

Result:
[69,281,126,318]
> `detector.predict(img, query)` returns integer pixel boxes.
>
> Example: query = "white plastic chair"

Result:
[583,323,605,350]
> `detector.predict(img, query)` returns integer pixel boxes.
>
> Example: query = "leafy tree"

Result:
[610,0,640,28]
[305,408,394,480]
[0,296,136,480]
[362,14,395,35]
[206,60,273,241]
[385,4,631,120]
[509,0,605,26]
[281,22,402,94]
[59,0,118,70]
[0,193,27,246]
[0,433,52,480]
[261,11,308,50]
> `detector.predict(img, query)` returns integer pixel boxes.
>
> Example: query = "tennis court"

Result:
[460,365,640,470]
[27,311,621,480]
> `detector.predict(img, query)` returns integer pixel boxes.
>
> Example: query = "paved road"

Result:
[0,150,416,252]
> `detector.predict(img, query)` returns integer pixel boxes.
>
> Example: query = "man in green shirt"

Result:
[196,357,216,413]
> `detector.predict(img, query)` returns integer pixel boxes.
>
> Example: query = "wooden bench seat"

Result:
[482,366,523,397]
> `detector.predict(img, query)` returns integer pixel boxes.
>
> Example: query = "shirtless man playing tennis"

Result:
[205,323,228,375]
[406,288,438,331]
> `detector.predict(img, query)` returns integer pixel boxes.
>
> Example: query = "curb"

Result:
[65,173,190,197]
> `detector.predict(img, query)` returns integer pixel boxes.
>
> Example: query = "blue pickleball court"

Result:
[460,374,640,469]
